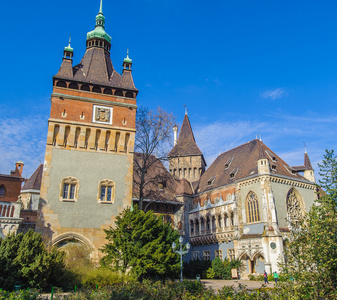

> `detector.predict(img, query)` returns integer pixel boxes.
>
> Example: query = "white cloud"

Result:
[0,115,48,179]
[261,88,286,100]
[192,113,337,181]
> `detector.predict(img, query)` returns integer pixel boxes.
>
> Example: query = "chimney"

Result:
[173,125,178,146]
[15,161,24,177]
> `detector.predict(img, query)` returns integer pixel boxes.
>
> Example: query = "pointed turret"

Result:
[292,149,315,183]
[86,0,112,51]
[53,0,138,97]
[168,111,206,182]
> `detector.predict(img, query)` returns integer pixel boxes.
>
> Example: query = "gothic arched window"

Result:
[286,189,303,224]
[246,192,260,223]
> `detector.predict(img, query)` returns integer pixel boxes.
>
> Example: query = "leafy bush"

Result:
[206,267,215,279]
[0,289,39,300]
[183,258,211,279]
[81,268,133,288]
[0,230,68,291]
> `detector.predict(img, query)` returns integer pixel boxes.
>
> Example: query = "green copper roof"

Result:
[86,0,112,44]
[64,36,73,52]
[124,49,132,63]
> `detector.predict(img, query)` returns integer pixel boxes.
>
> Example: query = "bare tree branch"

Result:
[133,107,175,210]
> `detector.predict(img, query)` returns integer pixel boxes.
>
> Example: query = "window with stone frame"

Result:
[0,185,5,197]
[203,250,210,261]
[193,251,199,260]
[98,179,115,203]
[286,188,303,224]
[246,191,260,223]
[60,177,79,201]
[215,250,223,260]
[227,249,235,261]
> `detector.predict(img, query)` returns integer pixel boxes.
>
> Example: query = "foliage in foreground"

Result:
[101,206,180,281]
[206,257,243,279]
[0,230,67,291]
[280,149,337,299]
[4,280,337,300]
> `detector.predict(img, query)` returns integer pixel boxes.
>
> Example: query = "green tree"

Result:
[0,229,66,291]
[101,206,180,281]
[282,150,337,299]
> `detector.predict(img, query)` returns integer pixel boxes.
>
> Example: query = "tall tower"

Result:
[37,0,138,261]
[168,112,206,182]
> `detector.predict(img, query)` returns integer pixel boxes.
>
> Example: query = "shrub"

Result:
[206,267,216,279]
[81,268,133,288]
[183,258,211,279]
[0,289,39,300]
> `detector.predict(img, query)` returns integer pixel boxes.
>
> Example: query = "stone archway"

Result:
[252,252,265,274]
[51,232,96,263]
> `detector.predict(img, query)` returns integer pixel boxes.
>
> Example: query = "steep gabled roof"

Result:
[292,151,314,171]
[22,164,43,191]
[195,139,310,193]
[168,114,204,158]
[55,47,138,92]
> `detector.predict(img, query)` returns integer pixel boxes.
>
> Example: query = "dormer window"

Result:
[265,150,277,162]
[207,177,215,186]
[271,165,277,171]
[229,168,238,179]
[225,157,234,169]
[158,181,166,190]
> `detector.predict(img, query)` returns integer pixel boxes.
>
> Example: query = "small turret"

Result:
[63,36,73,59]
[123,49,132,72]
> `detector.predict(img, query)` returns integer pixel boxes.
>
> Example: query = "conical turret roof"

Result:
[168,114,204,158]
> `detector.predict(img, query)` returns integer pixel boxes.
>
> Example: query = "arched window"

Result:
[0,185,5,197]
[56,81,67,88]
[60,177,79,201]
[80,84,90,91]
[98,179,115,203]
[286,189,303,224]
[92,86,101,93]
[246,192,260,223]
[10,206,14,217]
[69,82,79,90]
[114,90,123,97]
[125,91,134,98]
[103,87,113,95]
[2,205,6,216]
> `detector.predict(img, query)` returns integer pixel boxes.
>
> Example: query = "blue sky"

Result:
[1,0,337,179]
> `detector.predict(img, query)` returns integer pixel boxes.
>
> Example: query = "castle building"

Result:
[21,0,317,277]
[0,162,24,238]
[36,0,137,261]
[166,113,317,277]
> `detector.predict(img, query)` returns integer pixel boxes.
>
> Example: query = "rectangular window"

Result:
[101,187,106,200]
[203,250,210,261]
[215,250,223,260]
[69,184,75,199]
[227,249,235,261]
[193,251,199,259]
[63,184,69,199]
[107,187,112,201]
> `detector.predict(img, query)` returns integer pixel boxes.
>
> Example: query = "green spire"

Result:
[99,0,103,14]
[86,0,112,44]
[123,49,132,63]
[64,35,73,53]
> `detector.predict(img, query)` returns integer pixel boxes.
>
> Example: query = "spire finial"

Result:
[99,0,103,14]
[184,105,188,115]
[304,142,307,153]
[68,34,71,47]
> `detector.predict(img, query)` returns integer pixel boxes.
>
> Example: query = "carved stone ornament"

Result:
[95,107,110,122]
